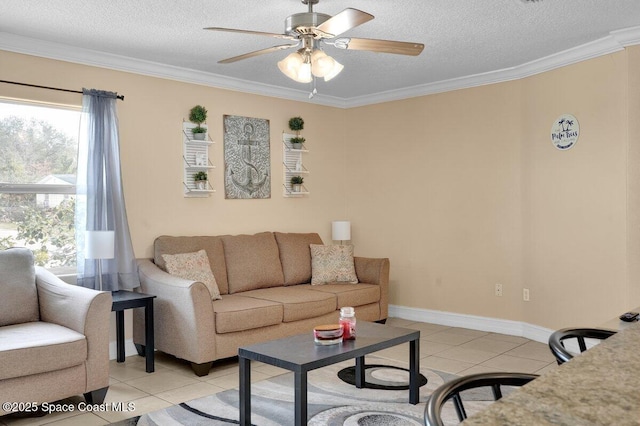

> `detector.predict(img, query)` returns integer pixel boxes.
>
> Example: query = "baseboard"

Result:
[388,304,554,344]
[109,338,139,360]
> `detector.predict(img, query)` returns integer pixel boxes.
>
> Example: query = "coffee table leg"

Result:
[409,338,419,404]
[355,356,365,388]
[239,357,251,426]
[294,371,307,426]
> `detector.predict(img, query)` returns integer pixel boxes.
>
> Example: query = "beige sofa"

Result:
[133,232,389,376]
[0,248,112,415]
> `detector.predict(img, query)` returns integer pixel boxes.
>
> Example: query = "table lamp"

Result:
[332,221,351,245]
[85,230,115,291]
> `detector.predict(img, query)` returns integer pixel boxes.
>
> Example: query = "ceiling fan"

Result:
[205,0,424,86]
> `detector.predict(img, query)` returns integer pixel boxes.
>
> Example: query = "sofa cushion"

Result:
[242,287,336,322]
[162,250,222,300]
[299,283,381,308]
[274,232,323,286]
[222,232,285,293]
[154,236,229,295]
[0,248,39,327]
[213,294,283,334]
[310,244,358,285]
[0,322,87,380]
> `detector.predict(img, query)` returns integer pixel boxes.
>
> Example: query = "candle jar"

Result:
[339,307,356,340]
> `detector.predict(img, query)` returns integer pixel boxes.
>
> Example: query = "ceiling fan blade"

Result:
[218,44,299,64]
[333,37,424,56]
[204,27,296,40]
[315,8,374,38]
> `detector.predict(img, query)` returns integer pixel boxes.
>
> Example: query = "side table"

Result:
[111,290,156,373]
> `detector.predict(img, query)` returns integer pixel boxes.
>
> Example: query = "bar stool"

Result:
[548,327,617,365]
[424,372,539,426]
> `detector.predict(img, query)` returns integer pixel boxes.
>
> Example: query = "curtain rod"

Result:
[0,80,124,101]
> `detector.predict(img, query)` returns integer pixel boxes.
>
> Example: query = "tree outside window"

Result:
[0,100,80,270]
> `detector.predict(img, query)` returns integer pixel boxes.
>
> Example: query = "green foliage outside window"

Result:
[0,112,78,267]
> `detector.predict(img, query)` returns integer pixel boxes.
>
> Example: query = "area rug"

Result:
[117,357,496,425]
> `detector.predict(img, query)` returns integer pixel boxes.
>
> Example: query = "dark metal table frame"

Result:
[238,321,420,426]
[111,290,156,373]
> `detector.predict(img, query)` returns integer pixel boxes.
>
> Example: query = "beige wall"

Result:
[521,53,629,328]
[2,45,640,333]
[628,46,640,314]
[345,83,524,322]
[346,48,639,329]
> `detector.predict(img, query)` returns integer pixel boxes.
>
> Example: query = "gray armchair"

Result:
[0,248,112,415]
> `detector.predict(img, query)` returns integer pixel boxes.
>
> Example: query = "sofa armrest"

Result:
[35,267,112,392]
[133,259,216,364]
[354,257,390,320]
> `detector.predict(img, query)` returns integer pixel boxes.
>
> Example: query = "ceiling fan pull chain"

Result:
[309,77,318,99]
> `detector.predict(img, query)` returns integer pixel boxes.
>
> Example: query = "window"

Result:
[0,99,81,270]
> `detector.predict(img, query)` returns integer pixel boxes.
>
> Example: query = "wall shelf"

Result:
[283,132,309,197]
[183,122,215,198]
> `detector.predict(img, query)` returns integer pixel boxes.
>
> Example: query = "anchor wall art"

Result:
[223,115,271,199]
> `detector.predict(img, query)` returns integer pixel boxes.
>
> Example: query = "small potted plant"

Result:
[290,136,305,150]
[189,105,208,140]
[191,126,207,140]
[290,175,304,192]
[288,116,304,135]
[194,171,208,190]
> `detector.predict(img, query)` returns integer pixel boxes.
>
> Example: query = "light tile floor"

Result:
[1,318,557,425]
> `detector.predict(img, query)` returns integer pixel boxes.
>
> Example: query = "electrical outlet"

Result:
[495,283,503,297]
[523,288,530,301]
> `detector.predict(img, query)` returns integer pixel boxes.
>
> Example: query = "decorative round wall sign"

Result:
[550,114,579,150]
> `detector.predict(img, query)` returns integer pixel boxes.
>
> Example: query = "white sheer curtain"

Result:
[76,88,139,291]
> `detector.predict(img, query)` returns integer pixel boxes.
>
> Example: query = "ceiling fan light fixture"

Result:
[323,58,344,81]
[296,61,313,83]
[213,2,424,90]
[311,49,334,78]
[279,48,343,83]
[278,51,305,80]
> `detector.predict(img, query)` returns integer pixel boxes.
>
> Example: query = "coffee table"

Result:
[238,321,420,426]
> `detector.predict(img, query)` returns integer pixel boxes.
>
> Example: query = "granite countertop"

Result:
[462,320,640,425]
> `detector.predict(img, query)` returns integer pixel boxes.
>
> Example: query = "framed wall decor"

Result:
[223,115,271,199]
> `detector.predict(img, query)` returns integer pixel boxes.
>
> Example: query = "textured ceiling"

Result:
[1,0,640,104]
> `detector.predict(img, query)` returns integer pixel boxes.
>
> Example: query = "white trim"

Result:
[389,304,554,344]
[611,25,640,46]
[0,183,75,194]
[1,26,640,108]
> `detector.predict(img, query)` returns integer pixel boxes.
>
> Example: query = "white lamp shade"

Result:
[311,50,332,77]
[85,231,115,259]
[332,221,351,241]
[323,59,344,82]
[279,50,342,84]
[278,52,312,83]
[278,52,303,80]
[296,62,313,83]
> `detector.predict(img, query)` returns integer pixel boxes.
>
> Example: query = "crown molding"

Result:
[2,26,640,109]
[0,32,347,108]
[345,25,640,108]
[611,25,640,46]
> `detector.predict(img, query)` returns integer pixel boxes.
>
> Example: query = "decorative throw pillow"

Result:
[162,250,221,300]
[310,244,358,285]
